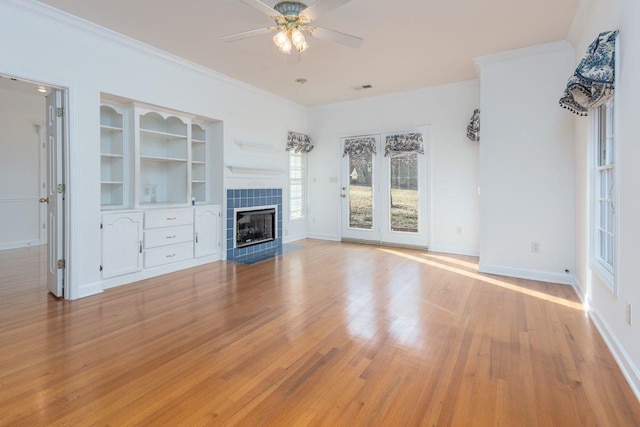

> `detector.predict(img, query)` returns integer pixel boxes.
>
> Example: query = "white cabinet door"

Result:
[194,205,220,258]
[102,211,143,278]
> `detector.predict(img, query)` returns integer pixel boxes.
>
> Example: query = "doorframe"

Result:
[338,125,432,249]
[0,67,76,300]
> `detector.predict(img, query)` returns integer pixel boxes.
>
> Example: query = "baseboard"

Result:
[307,233,340,242]
[478,263,574,285]
[284,234,306,244]
[428,245,479,257]
[80,255,223,298]
[0,239,41,251]
[572,277,640,402]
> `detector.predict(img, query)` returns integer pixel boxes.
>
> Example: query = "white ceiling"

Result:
[37,0,581,106]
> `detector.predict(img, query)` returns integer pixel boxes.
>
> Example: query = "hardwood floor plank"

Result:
[0,240,639,426]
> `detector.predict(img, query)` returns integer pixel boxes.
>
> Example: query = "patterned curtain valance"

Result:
[467,109,480,142]
[384,133,424,157]
[343,137,377,157]
[286,131,314,153]
[559,30,618,116]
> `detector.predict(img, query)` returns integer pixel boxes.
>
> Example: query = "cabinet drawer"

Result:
[144,242,193,268]
[144,225,193,249]
[145,208,193,229]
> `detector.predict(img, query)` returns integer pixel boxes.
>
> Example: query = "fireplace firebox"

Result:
[235,207,276,248]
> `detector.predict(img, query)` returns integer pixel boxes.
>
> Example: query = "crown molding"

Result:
[1,0,306,111]
[473,40,574,73]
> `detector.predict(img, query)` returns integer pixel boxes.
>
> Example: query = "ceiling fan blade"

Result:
[239,0,283,18]
[222,27,273,42]
[309,26,363,49]
[300,0,351,22]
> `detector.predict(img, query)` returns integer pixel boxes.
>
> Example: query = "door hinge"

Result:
[100,223,103,229]
[57,184,65,194]
[56,107,64,118]
[57,259,66,269]
[100,265,103,272]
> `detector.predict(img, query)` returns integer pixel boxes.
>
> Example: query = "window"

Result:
[289,151,306,220]
[592,97,616,292]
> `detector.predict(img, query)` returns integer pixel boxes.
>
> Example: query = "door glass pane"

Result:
[390,152,418,233]
[349,154,373,229]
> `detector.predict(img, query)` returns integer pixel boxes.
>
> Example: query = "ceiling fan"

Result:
[222,0,363,55]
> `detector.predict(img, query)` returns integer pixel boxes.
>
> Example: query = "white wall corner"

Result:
[77,281,104,299]
[478,263,574,286]
[283,234,306,244]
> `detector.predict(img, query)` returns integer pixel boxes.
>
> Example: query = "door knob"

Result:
[39,197,49,203]
[341,194,346,198]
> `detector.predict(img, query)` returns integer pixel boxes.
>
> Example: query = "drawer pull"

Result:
[166,254,176,258]
[166,235,176,239]
[166,217,177,221]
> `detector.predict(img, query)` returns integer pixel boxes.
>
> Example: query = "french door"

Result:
[340,131,427,247]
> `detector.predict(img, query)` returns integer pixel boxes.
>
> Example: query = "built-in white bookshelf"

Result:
[137,110,189,206]
[100,105,127,208]
[191,123,207,203]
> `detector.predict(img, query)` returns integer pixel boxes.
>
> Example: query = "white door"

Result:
[101,212,143,278]
[194,205,220,258]
[45,89,64,296]
[341,131,428,247]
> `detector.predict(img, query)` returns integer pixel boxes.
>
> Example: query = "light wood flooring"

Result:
[0,240,639,426]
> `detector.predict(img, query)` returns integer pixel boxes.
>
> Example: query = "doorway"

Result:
[340,130,428,248]
[0,74,67,298]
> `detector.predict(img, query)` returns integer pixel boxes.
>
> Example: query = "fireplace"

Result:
[235,206,276,249]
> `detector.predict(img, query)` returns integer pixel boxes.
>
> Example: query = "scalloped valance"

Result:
[467,109,480,142]
[559,30,618,116]
[384,133,424,157]
[343,137,377,157]
[286,131,314,153]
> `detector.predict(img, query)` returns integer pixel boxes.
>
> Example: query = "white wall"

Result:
[569,0,640,399]
[306,81,480,254]
[0,1,307,298]
[0,84,44,250]
[475,42,576,284]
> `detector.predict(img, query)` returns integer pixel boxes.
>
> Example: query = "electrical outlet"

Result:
[626,304,632,325]
[456,226,462,235]
[531,242,541,253]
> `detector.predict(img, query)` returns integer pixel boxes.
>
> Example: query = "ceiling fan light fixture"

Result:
[278,38,293,53]
[273,30,289,48]
[296,40,309,53]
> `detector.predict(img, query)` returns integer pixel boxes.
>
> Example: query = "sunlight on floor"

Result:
[378,248,584,311]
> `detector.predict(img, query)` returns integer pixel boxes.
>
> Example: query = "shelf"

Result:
[192,180,206,184]
[234,140,279,155]
[101,181,124,185]
[140,128,187,140]
[192,139,205,144]
[140,155,188,162]
[225,165,286,175]
[191,160,205,165]
[101,125,123,133]
[101,153,123,158]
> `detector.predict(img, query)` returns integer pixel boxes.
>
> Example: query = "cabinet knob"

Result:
[166,217,176,221]
[166,254,176,258]
[166,235,176,239]
[39,197,49,204]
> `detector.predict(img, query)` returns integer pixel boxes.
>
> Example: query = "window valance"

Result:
[286,131,314,153]
[559,30,618,116]
[384,133,424,157]
[343,137,377,157]
[467,109,480,142]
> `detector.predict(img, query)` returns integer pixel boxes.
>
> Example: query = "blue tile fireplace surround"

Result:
[226,188,283,263]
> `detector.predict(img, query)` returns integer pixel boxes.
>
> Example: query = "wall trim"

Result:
[572,277,640,403]
[307,233,340,242]
[0,239,41,251]
[473,40,573,72]
[81,254,223,298]
[284,234,306,244]
[0,0,303,111]
[428,245,479,257]
[478,263,574,285]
